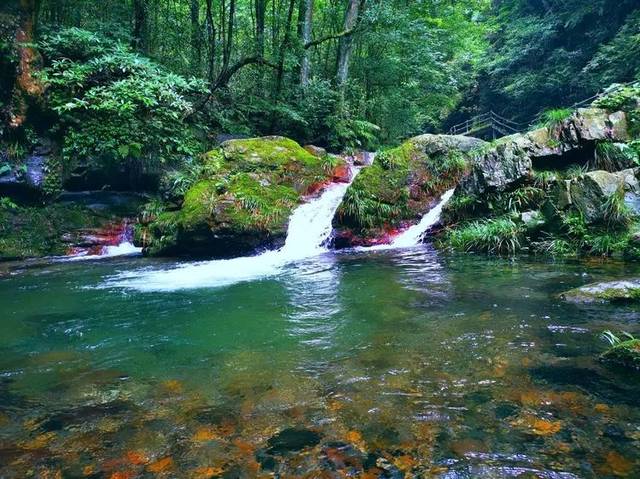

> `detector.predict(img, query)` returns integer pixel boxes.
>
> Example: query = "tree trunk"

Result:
[336,0,360,88]
[273,0,296,102]
[299,0,313,87]
[132,0,148,53]
[190,0,202,73]
[222,0,236,72]
[205,0,217,83]
[255,0,267,57]
[8,0,44,130]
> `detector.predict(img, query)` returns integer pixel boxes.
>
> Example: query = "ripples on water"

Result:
[1,248,640,477]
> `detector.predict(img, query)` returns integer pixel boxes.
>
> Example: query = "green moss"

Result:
[600,331,640,369]
[142,136,341,256]
[0,202,102,260]
[223,137,322,171]
[335,136,469,235]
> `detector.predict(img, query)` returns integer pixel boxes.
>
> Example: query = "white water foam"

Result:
[390,189,455,247]
[102,170,358,291]
[358,188,455,252]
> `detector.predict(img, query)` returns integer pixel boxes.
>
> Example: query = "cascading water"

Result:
[63,221,142,261]
[390,189,455,248]
[104,168,359,291]
[359,188,455,252]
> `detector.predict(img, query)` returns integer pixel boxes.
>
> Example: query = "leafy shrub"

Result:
[325,114,381,152]
[39,28,208,189]
[593,83,640,112]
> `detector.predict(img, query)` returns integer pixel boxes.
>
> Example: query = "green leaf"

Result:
[117,145,129,158]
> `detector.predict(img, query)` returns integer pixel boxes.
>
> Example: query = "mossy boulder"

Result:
[140,136,343,257]
[332,134,484,246]
[560,279,640,303]
[601,339,640,369]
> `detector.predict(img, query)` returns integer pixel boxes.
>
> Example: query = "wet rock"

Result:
[561,279,640,303]
[303,145,327,158]
[320,441,365,473]
[520,210,545,230]
[601,339,640,370]
[0,154,47,201]
[569,170,626,223]
[38,400,133,432]
[266,428,321,455]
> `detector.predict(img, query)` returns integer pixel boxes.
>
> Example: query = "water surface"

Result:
[1,248,640,477]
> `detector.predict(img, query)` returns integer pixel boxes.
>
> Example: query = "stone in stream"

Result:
[601,339,640,370]
[560,279,640,303]
[266,427,321,455]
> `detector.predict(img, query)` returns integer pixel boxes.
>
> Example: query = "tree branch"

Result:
[213,55,278,90]
[304,27,356,50]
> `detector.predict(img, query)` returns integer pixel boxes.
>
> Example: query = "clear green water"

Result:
[1,248,640,478]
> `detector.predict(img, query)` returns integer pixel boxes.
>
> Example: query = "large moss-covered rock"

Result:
[332,134,484,246]
[140,136,343,257]
[561,279,640,303]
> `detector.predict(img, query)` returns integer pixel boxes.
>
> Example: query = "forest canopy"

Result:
[1,0,639,154]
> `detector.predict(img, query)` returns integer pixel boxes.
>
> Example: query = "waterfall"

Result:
[359,188,455,252]
[63,221,142,261]
[104,169,359,291]
[390,189,455,247]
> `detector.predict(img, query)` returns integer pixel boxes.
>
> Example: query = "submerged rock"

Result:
[266,428,321,455]
[561,279,640,303]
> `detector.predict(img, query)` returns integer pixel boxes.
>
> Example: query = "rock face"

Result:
[459,108,633,199]
[333,134,485,247]
[440,82,640,258]
[0,140,54,201]
[561,280,640,303]
[139,136,345,257]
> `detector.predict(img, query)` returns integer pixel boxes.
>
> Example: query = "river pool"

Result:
[1,248,640,477]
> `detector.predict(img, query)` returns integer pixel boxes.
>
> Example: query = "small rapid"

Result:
[358,188,455,252]
[60,221,142,262]
[103,170,358,291]
[390,188,455,247]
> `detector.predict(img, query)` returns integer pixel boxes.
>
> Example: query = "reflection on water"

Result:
[1,249,640,477]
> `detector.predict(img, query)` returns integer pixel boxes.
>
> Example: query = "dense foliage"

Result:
[452,0,640,125]
[39,28,207,189]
